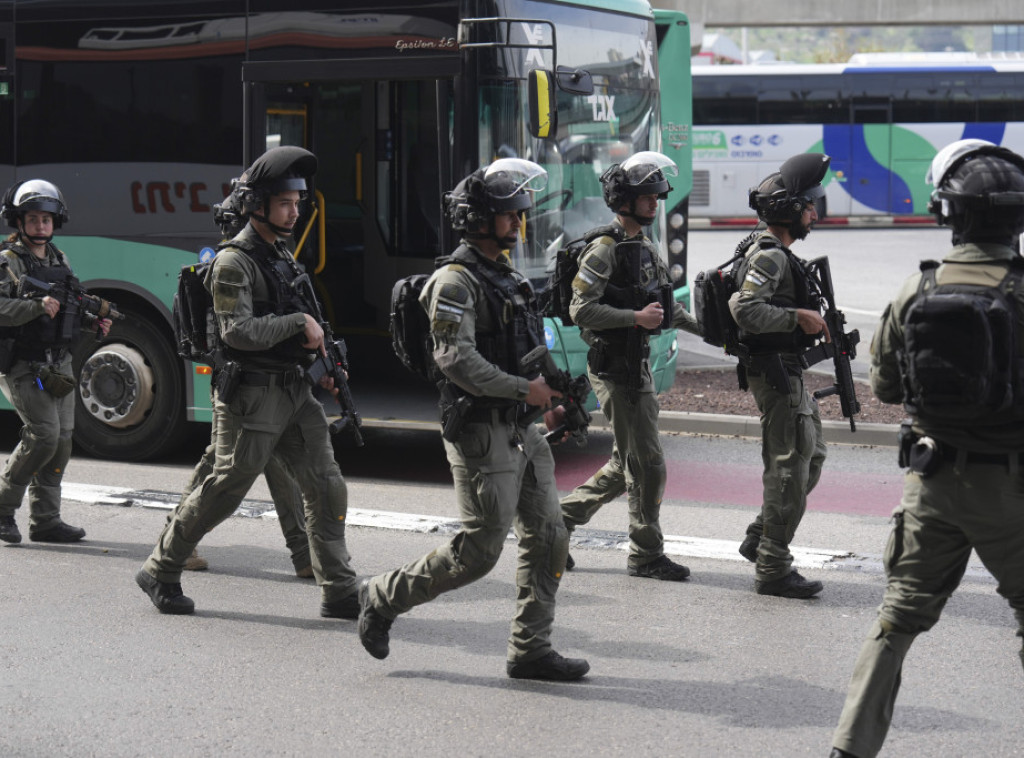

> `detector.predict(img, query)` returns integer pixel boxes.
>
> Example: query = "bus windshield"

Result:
[471,1,660,283]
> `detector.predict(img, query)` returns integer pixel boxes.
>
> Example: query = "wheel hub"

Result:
[77,343,155,428]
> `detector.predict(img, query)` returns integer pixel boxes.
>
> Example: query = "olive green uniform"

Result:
[176,397,311,572]
[832,242,1024,758]
[559,222,699,567]
[728,231,827,583]
[0,241,78,532]
[141,224,355,605]
[362,244,569,665]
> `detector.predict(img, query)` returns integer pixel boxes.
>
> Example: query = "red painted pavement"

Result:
[554,451,904,518]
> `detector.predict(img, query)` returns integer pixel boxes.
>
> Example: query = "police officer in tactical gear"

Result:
[729,153,831,599]
[136,146,359,617]
[0,180,110,544]
[356,159,590,681]
[830,141,1024,758]
[558,151,700,580]
[177,189,313,577]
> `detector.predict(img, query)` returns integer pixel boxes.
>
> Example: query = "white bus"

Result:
[691,59,1024,221]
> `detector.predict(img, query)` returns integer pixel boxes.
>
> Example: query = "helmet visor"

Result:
[619,151,679,185]
[483,158,548,200]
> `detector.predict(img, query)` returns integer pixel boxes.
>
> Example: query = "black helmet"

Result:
[1,179,69,230]
[749,153,830,225]
[232,146,317,218]
[927,139,1024,243]
[445,158,547,233]
[601,151,677,211]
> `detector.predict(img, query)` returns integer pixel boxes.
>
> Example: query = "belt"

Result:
[464,404,523,426]
[240,368,304,388]
[938,444,1022,466]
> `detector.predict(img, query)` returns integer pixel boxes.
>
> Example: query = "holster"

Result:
[745,353,792,396]
[897,421,940,478]
[215,360,242,404]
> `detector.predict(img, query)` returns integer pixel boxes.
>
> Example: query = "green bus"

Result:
[0,0,692,460]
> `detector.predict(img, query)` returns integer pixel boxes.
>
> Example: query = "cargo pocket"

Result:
[884,509,906,572]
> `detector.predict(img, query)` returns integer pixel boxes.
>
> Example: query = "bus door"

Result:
[846,100,895,215]
[242,57,457,369]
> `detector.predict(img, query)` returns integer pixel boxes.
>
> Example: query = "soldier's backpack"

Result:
[389,273,435,380]
[545,224,625,326]
[692,234,756,356]
[172,260,217,365]
[900,259,1024,424]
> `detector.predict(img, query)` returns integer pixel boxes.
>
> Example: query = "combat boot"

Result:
[0,515,21,544]
[184,549,208,571]
[295,564,315,579]
[756,570,823,599]
[738,533,759,562]
[565,552,575,571]
[357,579,393,660]
[320,589,360,619]
[829,749,858,758]
[507,650,590,681]
[135,569,195,615]
[29,520,85,543]
[628,555,690,581]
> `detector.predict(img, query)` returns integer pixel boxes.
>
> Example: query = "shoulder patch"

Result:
[751,254,779,277]
[585,255,609,276]
[439,282,469,305]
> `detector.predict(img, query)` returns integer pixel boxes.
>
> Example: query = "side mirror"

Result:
[555,66,594,96]
[528,69,556,140]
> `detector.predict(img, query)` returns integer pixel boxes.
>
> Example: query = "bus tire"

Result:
[72,310,188,461]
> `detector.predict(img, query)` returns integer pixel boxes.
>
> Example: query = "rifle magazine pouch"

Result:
[39,366,75,398]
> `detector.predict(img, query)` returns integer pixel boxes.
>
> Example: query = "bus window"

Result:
[693,76,755,125]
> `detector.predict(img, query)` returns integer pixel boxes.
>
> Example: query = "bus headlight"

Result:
[669,263,684,282]
[669,213,685,229]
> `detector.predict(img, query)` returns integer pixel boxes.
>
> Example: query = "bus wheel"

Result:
[72,311,187,461]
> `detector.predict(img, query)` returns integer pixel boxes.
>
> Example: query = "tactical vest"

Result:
[735,237,816,355]
[592,236,669,348]
[1,242,80,357]
[215,236,311,365]
[444,244,544,402]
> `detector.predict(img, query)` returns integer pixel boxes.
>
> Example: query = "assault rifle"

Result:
[520,345,592,445]
[1,261,124,341]
[801,256,861,431]
[290,272,364,446]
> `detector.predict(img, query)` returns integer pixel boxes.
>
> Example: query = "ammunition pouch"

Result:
[37,365,75,398]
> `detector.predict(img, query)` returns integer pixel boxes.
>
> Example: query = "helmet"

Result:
[600,151,677,211]
[232,146,317,218]
[927,139,1024,243]
[1,179,69,230]
[749,153,830,225]
[445,158,547,233]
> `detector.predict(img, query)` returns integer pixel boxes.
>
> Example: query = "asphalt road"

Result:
[2,420,1019,757]
[2,229,1019,757]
